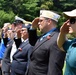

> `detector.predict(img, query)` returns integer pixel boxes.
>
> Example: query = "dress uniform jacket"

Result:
[0,38,8,75]
[2,40,13,75]
[10,39,33,75]
[27,28,66,75]
[2,38,22,75]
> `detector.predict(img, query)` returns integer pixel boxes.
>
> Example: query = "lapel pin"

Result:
[18,48,22,51]
[47,35,51,40]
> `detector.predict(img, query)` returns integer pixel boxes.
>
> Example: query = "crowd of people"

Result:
[0,9,76,75]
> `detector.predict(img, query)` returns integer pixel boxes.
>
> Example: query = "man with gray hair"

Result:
[1,19,24,75]
[0,23,11,75]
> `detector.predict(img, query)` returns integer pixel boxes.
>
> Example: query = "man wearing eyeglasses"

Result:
[26,10,66,75]
[2,19,24,75]
[57,9,76,75]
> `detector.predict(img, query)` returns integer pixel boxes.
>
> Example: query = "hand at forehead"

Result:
[32,17,39,29]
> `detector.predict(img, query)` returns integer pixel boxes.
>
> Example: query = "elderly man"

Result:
[1,19,24,75]
[10,24,33,75]
[0,23,11,75]
[27,10,66,75]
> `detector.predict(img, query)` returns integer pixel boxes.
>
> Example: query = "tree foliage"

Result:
[0,0,76,28]
[0,10,15,27]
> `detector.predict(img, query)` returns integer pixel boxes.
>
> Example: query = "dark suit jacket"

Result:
[10,40,33,75]
[27,28,66,75]
[0,38,9,75]
[2,40,13,75]
[2,38,22,75]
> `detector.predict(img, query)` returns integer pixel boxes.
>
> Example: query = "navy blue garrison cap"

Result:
[13,20,24,25]
[22,24,31,29]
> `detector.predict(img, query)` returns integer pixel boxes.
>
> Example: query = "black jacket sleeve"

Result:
[3,38,9,47]
[14,38,22,48]
[0,38,1,43]
[28,28,38,46]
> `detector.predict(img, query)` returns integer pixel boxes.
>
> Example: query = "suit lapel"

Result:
[31,31,56,54]
[19,40,29,48]
[13,40,29,55]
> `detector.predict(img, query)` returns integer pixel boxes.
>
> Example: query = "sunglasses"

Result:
[69,17,76,24]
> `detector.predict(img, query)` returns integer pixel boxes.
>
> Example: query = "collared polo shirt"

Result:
[63,38,76,75]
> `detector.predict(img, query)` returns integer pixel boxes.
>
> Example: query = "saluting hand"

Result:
[60,20,70,34]
[32,17,39,29]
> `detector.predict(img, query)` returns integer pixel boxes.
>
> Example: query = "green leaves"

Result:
[0,10,15,27]
[0,0,76,29]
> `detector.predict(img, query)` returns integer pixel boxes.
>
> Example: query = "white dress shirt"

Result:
[10,41,17,62]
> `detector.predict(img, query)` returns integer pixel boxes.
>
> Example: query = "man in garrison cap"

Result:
[26,10,66,75]
[1,18,24,75]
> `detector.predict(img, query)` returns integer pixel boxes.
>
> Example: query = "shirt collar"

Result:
[43,28,57,38]
[24,39,28,42]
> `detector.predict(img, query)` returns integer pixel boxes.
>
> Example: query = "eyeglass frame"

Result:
[69,17,76,24]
